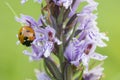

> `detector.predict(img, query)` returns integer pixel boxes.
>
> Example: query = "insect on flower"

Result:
[18,26,35,47]
[5,2,36,47]
[14,0,109,80]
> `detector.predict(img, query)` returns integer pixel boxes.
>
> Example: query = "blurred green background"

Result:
[0,0,120,80]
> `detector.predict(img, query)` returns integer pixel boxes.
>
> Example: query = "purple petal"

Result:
[64,39,84,66]
[37,16,45,28]
[90,52,108,61]
[16,14,38,29]
[69,0,82,17]
[43,42,53,57]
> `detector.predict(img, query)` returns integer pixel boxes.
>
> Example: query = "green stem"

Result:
[57,7,65,72]
[58,34,65,73]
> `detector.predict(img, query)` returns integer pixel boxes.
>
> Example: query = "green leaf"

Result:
[43,61,54,79]
[44,58,63,80]
[63,8,71,22]
[64,63,73,80]
[64,14,78,34]
[57,7,65,25]
[64,20,78,49]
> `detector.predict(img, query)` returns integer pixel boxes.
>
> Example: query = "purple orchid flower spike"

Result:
[16,0,109,79]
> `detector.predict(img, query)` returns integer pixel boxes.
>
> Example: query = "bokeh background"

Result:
[0,0,120,80]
